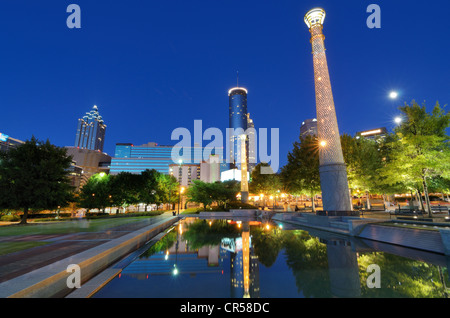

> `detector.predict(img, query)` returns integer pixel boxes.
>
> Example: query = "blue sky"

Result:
[0,0,449,169]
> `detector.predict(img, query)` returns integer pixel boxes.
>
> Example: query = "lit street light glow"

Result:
[394,116,402,124]
[389,91,398,99]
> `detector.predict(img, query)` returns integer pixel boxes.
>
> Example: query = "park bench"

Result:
[393,205,421,215]
[430,205,449,214]
[391,206,427,219]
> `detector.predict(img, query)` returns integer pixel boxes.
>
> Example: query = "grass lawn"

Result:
[0,241,49,256]
[0,215,163,237]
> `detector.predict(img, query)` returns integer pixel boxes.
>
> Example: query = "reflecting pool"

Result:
[93,217,450,298]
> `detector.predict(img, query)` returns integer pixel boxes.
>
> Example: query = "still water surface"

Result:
[93,217,450,298]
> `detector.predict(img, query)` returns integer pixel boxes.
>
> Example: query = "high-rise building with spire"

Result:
[74,105,106,152]
[228,86,248,170]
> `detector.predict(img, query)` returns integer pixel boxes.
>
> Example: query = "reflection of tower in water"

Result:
[229,221,260,298]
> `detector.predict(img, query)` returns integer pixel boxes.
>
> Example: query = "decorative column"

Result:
[240,134,249,203]
[304,8,352,214]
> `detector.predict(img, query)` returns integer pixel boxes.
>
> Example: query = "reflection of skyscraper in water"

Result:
[229,222,260,298]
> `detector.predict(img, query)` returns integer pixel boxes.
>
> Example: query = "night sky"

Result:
[0,0,449,169]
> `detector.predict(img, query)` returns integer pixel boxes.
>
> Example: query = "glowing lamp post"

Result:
[304,8,352,214]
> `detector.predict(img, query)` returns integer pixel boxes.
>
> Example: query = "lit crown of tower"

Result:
[304,8,326,28]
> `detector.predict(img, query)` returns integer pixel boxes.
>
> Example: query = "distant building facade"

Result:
[0,132,24,152]
[75,105,106,152]
[110,142,224,177]
[356,127,387,140]
[169,163,201,187]
[65,147,111,184]
[200,154,221,184]
[300,118,318,138]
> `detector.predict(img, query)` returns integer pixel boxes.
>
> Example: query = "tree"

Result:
[341,134,385,209]
[250,163,282,196]
[77,172,111,213]
[0,136,73,224]
[280,135,321,212]
[381,101,450,216]
[155,173,179,209]
[186,180,214,210]
[139,169,160,211]
[109,172,141,212]
[211,180,240,209]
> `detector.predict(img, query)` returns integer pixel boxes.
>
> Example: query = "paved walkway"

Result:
[0,213,175,284]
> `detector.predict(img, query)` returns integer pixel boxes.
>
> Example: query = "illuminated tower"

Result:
[228,86,248,170]
[304,8,352,213]
[239,134,249,203]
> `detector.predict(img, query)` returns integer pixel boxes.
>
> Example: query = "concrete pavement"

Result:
[0,212,179,298]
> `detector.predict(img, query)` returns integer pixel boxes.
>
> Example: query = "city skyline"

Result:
[0,1,449,170]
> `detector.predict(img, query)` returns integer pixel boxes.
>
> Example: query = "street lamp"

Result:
[394,116,402,124]
[177,160,183,215]
[389,91,398,99]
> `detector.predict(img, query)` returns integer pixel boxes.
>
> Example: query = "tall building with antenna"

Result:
[228,72,248,170]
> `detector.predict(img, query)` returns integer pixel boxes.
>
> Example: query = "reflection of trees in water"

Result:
[250,227,283,267]
[139,219,449,298]
[183,219,241,249]
[281,231,332,298]
[250,228,331,297]
[249,228,449,298]
[358,252,449,298]
[139,230,178,258]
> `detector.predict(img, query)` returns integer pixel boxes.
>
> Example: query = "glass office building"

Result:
[75,105,106,152]
[110,142,224,175]
[228,87,248,169]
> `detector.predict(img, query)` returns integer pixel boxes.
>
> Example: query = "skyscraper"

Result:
[228,86,248,170]
[300,118,318,138]
[304,8,352,213]
[74,105,106,152]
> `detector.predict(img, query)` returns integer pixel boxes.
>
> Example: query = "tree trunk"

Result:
[19,207,29,224]
[422,176,432,218]
[365,191,371,210]
[349,188,353,211]
[417,189,425,212]
[311,192,316,213]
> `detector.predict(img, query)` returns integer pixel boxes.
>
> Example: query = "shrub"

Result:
[1,214,20,222]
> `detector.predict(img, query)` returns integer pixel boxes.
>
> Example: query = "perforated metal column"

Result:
[306,10,352,213]
[240,135,249,202]
[310,24,345,166]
